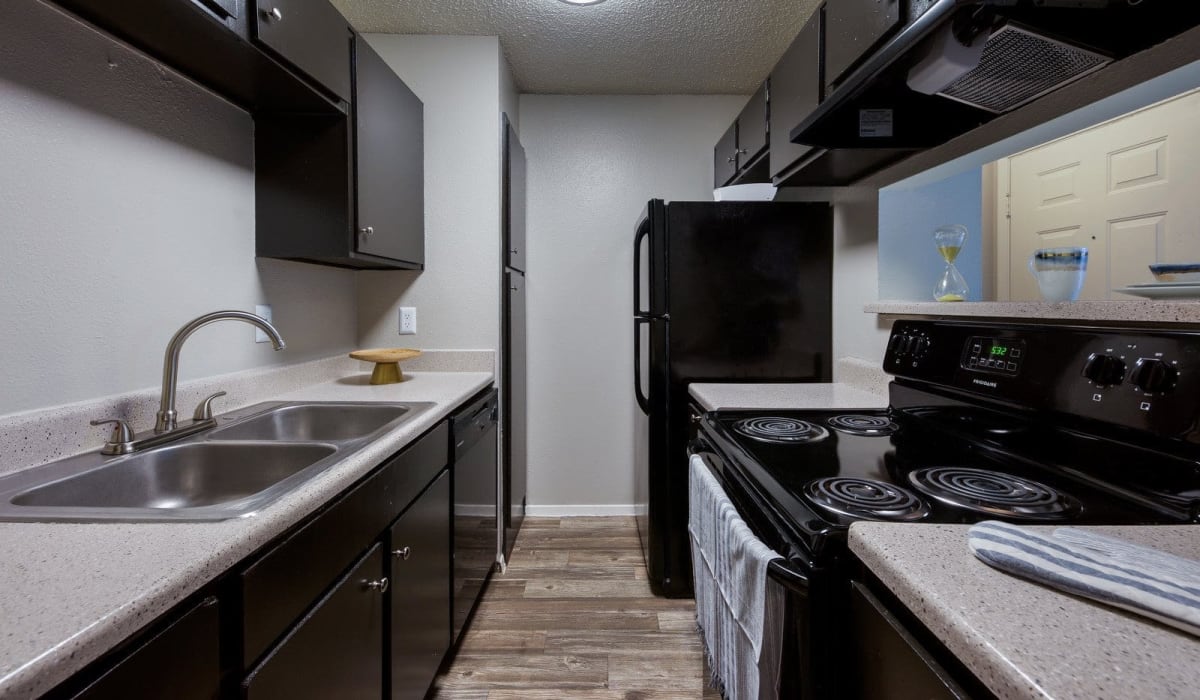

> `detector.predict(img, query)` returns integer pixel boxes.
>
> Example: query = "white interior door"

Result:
[1002,88,1200,300]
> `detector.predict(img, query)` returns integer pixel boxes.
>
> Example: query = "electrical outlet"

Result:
[399,307,417,335]
[254,304,273,343]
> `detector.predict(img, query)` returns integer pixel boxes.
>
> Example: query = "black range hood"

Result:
[785,0,1200,185]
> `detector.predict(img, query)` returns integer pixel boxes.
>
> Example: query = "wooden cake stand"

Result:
[349,348,422,385]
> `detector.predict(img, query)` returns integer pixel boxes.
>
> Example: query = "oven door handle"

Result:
[689,446,811,592]
[768,558,810,591]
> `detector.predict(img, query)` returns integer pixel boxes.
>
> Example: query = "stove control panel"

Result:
[884,320,1200,441]
[961,336,1026,376]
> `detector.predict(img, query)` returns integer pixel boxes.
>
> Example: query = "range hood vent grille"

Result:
[937,24,1112,114]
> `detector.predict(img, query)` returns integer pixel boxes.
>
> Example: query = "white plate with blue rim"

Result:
[1115,282,1200,300]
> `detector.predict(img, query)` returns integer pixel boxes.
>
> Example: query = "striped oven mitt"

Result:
[967,520,1200,637]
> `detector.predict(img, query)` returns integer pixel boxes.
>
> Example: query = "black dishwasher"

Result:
[449,388,498,645]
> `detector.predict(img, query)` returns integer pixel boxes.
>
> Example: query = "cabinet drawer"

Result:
[244,545,385,699]
[253,0,351,101]
[241,422,449,666]
[72,597,220,700]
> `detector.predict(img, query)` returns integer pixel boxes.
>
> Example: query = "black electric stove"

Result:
[689,319,1200,698]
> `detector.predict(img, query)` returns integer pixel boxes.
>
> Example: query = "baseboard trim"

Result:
[524,505,642,517]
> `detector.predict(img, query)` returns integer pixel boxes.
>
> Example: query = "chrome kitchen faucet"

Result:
[90,310,285,455]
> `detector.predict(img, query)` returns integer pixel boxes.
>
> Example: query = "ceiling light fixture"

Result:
[557,0,607,6]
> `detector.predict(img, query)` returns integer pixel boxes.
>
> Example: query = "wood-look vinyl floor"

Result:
[430,517,721,699]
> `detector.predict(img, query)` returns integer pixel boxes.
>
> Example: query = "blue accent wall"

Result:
[878,168,983,301]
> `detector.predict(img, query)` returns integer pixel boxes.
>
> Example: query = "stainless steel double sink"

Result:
[0,402,433,522]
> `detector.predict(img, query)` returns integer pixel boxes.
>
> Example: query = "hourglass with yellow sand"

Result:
[933,224,969,302]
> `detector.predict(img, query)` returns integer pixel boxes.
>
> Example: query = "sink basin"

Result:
[11,442,336,510]
[0,400,433,522]
[209,403,412,442]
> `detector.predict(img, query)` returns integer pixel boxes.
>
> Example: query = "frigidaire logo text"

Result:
[973,378,999,389]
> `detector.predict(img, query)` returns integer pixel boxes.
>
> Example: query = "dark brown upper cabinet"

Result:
[49,0,345,114]
[251,0,352,103]
[713,122,739,189]
[770,8,822,182]
[712,82,770,189]
[504,115,527,273]
[256,36,425,270]
[823,0,901,92]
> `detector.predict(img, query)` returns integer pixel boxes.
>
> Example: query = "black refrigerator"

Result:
[633,199,834,598]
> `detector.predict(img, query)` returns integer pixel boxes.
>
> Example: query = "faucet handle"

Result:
[193,391,228,421]
[90,419,135,455]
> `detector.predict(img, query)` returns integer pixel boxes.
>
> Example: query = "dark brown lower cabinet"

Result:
[72,597,220,700]
[389,471,451,699]
[244,545,386,700]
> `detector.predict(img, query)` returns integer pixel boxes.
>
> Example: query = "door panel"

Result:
[244,546,384,700]
[713,122,738,188]
[252,0,351,101]
[503,271,527,562]
[505,116,528,272]
[824,0,901,90]
[391,471,451,700]
[771,10,822,180]
[355,35,424,264]
[1005,89,1200,300]
[738,82,769,163]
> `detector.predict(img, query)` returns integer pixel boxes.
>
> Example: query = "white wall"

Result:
[356,35,506,358]
[519,94,745,510]
[0,1,358,417]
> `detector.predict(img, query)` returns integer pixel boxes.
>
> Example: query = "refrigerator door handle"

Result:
[633,216,651,317]
[634,317,651,414]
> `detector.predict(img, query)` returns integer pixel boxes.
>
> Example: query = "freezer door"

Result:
[665,201,834,382]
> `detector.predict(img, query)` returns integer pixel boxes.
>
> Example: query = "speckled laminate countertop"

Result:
[0,370,492,698]
[688,382,888,412]
[850,523,1200,699]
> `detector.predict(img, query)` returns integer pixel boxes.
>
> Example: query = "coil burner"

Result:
[908,467,1080,520]
[804,477,930,521]
[827,414,899,437]
[733,417,830,445]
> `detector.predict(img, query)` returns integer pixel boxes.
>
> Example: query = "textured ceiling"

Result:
[331,0,823,94]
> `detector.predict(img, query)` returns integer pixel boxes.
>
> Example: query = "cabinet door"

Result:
[713,122,739,188]
[72,597,220,700]
[503,271,527,562]
[505,116,528,273]
[738,82,769,164]
[245,545,386,700]
[252,0,352,102]
[390,471,451,700]
[825,0,901,90]
[770,10,822,180]
[354,34,425,265]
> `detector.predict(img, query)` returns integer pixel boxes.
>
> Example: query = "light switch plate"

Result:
[255,304,273,343]
[399,307,417,335]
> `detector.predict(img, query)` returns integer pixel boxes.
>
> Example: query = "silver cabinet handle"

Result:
[363,577,389,593]
[262,7,283,21]
[727,155,738,163]
[192,391,227,421]
[392,546,411,560]
[510,248,519,255]
[736,148,748,155]
[359,226,374,237]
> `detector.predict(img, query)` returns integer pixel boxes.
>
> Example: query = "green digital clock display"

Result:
[990,346,1008,357]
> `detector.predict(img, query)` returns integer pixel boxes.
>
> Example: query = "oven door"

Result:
[688,442,833,699]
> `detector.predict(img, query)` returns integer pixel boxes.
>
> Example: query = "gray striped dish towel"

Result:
[968,520,1200,637]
